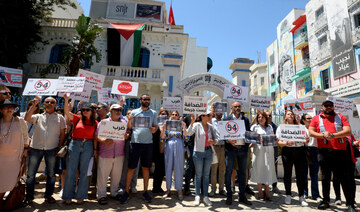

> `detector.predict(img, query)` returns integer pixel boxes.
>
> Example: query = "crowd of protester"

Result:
[0,84,359,212]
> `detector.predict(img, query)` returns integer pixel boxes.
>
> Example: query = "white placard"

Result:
[56,77,86,93]
[111,80,138,96]
[23,78,58,96]
[97,120,127,140]
[250,95,271,110]
[0,66,23,88]
[223,84,249,102]
[58,83,92,102]
[77,69,105,91]
[213,102,227,113]
[278,124,307,142]
[283,97,313,114]
[327,96,353,116]
[98,87,122,103]
[183,96,207,115]
[163,97,182,111]
[166,120,182,132]
[218,120,246,140]
[356,104,360,116]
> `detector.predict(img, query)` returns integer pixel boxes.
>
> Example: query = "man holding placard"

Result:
[309,100,355,211]
[120,94,158,204]
[223,101,252,206]
[94,104,127,205]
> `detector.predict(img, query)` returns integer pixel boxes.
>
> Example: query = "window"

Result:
[49,44,69,63]
[305,80,312,93]
[254,75,257,83]
[270,54,274,65]
[138,48,150,68]
[319,36,327,49]
[355,13,360,28]
[316,6,324,19]
[321,69,330,89]
[261,77,264,85]
[107,28,120,66]
[242,80,246,86]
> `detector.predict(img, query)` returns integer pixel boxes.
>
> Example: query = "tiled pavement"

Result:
[16,177,360,212]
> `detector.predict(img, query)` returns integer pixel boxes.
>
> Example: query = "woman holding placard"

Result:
[62,94,98,205]
[160,110,187,200]
[186,111,216,206]
[250,112,277,201]
[276,110,309,207]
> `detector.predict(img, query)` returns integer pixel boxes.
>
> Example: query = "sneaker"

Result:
[231,185,235,193]
[59,189,63,198]
[245,185,255,195]
[317,200,330,210]
[120,192,130,204]
[272,186,281,194]
[239,195,252,206]
[143,191,152,203]
[299,196,308,207]
[284,195,291,205]
[203,196,212,206]
[193,195,201,206]
[131,187,137,194]
[209,190,215,197]
[347,204,357,212]
[219,190,227,197]
[226,195,232,205]
[335,199,341,206]
[118,188,124,196]
[316,197,323,203]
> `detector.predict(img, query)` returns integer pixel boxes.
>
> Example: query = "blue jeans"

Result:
[304,147,320,199]
[193,148,213,196]
[62,139,93,201]
[225,147,248,197]
[26,148,57,200]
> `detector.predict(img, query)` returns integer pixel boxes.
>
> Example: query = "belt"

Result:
[205,146,212,150]
[73,138,93,142]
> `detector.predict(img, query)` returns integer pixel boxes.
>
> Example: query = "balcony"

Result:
[294,31,308,50]
[41,18,77,28]
[348,0,360,9]
[101,66,164,82]
[353,26,360,44]
[314,14,328,32]
[29,63,66,77]
[296,58,310,72]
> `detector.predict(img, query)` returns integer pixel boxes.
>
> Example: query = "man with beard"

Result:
[309,100,355,212]
[120,94,158,204]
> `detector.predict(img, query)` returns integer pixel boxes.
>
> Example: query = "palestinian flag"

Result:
[109,22,145,67]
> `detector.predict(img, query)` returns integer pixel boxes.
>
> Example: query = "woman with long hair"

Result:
[276,110,309,206]
[250,112,277,201]
[160,110,187,200]
[62,94,98,205]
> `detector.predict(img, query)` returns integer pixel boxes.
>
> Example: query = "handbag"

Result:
[57,145,68,158]
[57,119,80,158]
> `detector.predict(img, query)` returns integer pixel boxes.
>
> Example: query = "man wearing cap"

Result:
[223,101,252,206]
[94,104,127,205]
[309,100,355,211]
[24,97,66,205]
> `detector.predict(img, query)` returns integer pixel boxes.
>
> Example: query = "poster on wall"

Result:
[283,97,313,114]
[0,66,22,88]
[136,4,161,21]
[106,0,136,19]
[327,96,353,116]
[326,0,356,79]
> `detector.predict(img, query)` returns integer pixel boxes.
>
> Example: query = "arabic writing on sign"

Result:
[98,121,127,140]
[250,95,271,110]
[183,96,207,115]
[278,124,306,142]
[56,77,86,93]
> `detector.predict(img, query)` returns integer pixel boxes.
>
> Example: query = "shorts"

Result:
[128,143,153,169]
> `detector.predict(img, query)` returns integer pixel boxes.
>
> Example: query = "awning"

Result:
[290,15,306,34]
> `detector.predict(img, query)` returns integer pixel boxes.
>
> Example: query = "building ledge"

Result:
[292,67,311,81]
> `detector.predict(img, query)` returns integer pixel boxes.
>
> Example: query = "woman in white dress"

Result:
[250,112,277,201]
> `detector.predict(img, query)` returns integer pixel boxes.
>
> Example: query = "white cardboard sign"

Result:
[183,96,207,115]
[56,77,86,93]
[98,88,122,103]
[250,95,271,110]
[278,124,307,142]
[77,69,105,91]
[58,83,92,102]
[327,96,353,116]
[223,84,249,102]
[23,78,58,96]
[218,120,246,140]
[97,120,127,140]
[111,80,138,96]
[0,66,23,88]
[163,97,182,111]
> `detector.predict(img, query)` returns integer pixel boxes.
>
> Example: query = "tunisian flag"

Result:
[168,4,175,25]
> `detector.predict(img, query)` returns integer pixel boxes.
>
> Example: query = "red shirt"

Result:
[309,112,350,150]
[205,131,210,147]
[72,114,98,140]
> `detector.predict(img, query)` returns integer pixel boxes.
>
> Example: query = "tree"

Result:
[0,0,76,69]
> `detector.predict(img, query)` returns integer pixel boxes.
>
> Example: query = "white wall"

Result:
[183,38,208,79]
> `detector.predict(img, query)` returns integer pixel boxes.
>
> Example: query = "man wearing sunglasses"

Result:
[0,85,11,102]
[24,97,66,206]
[120,94,158,204]
[309,100,355,211]
[96,103,109,122]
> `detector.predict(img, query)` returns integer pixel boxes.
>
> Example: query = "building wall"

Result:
[183,38,208,79]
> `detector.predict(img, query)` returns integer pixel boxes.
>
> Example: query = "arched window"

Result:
[138,48,150,68]
[49,44,69,63]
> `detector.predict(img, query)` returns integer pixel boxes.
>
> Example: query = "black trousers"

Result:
[318,148,354,205]
[152,152,165,191]
[281,147,307,196]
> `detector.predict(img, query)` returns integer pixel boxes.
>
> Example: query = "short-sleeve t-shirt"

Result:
[131,108,158,144]
[309,113,350,150]
[72,114,98,140]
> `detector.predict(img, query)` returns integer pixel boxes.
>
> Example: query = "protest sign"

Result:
[218,120,246,140]
[0,66,22,88]
[56,77,86,93]
[183,96,207,115]
[166,120,182,132]
[111,80,138,96]
[23,78,58,96]
[245,131,260,144]
[283,97,313,114]
[250,95,271,110]
[356,104,360,116]
[261,134,277,146]
[327,96,353,116]
[157,115,167,126]
[133,116,151,128]
[223,84,249,102]
[278,124,307,142]
[163,97,182,112]
[97,120,127,140]
[77,69,105,91]
[213,102,227,113]
[58,83,92,102]
[98,88,122,103]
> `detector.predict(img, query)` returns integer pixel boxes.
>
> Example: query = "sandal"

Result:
[98,197,108,205]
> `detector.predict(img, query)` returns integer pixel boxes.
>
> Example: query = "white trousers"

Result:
[97,156,124,199]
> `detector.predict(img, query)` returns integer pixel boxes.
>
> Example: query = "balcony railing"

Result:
[314,14,328,32]
[41,18,77,28]
[348,0,360,8]
[296,58,310,71]
[30,63,66,76]
[352,26,360,44]
[294,32,308,49]
[101,66,164,81]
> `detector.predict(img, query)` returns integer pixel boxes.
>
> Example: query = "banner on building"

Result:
[218,120,246,140]
[283,97,313,114]
[213,102,227,113]
[23,78,58,96]
[183,96,207,115]
[278,124,307,142]
[326,0,356,79]
[111,80,139,96]
[56,77,86,93]
[163,97,182,112]
[250,95,271,110]
[0,66,22,88]
[106,0,136,19]
[77,69,105,91]
[327,96,353,116]
[223,84,249,102]
[97,120,127,140]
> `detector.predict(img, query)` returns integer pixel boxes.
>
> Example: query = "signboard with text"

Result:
[23,78,58,96]
[98,87,122,103]
[218,120,246,140]
[111,80,138,96]
[163,97,182,112]
[0,66,22,88]
[56,77,86,93]
[250,95,271,110]
[183,96,207,115]
[278,124,307,142]
[283,97,313,114]
[328,96,353,116]
[223,84,249,102]
[98,120,127,140]
[77,69,105,91]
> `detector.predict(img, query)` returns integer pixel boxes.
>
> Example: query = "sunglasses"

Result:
[305,118,312,120]
[112,108,122,112]
[233,105,241,108]
[0,92,11,96]
[142,98,151,101]
[45,101,56,104]
[323,105,333,108]
[96,107,104,110]
[81,109,91,112]
[268,115,272,117]
[171,114,178,116]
